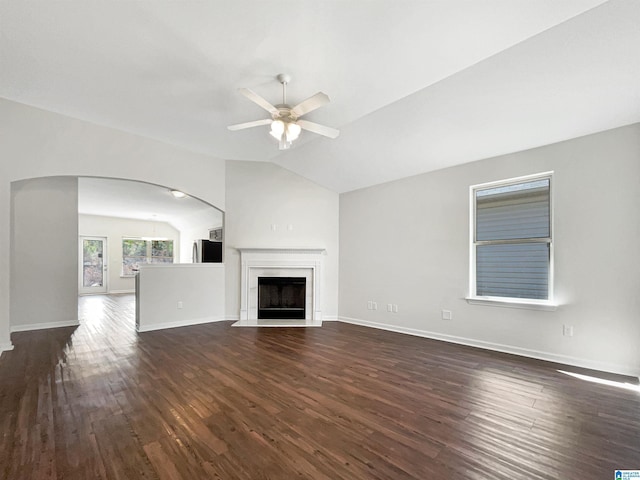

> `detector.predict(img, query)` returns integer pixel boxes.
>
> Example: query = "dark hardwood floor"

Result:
[1,294,638,479]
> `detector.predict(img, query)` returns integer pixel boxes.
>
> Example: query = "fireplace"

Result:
[236,247,325,326]
[258,277,306,319]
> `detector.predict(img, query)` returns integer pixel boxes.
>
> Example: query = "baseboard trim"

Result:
[338,316,639,378]
[225,314,240,322]
[322,315,339,321]
[109,289,135,295]
[137,316,227,333]
[11,319,80,333]
[0,342,14,353]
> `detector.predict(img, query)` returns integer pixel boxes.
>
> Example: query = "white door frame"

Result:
[79,236,108,295]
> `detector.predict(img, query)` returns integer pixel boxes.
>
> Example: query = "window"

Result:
[122,238,174,276]
[470,173,553,305]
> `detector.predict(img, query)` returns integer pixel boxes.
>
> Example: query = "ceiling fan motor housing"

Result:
[275,106,296,123]
[276,73,291,85]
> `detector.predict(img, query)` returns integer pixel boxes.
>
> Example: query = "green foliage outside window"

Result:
[122,238,173,275]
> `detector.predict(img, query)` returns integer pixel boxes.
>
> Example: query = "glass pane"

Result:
[82,239,103,287]
[149,257,173,264]
[151,240,173,258]
[122,256,145,276]
[123,239,147,257]
[476,243,549,300]
[476,178,550,241]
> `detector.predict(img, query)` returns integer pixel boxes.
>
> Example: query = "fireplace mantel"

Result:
[236,247,326,255]
[236,247,325,326]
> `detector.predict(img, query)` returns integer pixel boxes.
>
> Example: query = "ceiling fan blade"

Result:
[291,92,330,117]
[227,118,272,131]
[238,88,279,116]
[297,119,340,139]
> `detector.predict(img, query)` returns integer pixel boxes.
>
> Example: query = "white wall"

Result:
[339,123,640,377]
[0,98,226,351]
[225,161,339,320]
[136,264,225,332]
[4,98,638,377]
[79,214,180,293]
[10,177,79,331]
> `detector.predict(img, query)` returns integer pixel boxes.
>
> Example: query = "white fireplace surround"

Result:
[236,247,325,326]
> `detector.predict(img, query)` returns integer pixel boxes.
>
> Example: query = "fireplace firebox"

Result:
[258,277,306,319]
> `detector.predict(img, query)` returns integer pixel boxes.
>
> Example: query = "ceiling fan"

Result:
[228,74,340,150]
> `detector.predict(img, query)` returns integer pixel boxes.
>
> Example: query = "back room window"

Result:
[122,238,174,276]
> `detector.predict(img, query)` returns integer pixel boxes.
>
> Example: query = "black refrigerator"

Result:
[193,239,222,263]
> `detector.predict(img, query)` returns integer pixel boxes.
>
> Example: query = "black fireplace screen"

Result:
[258,277,306,319]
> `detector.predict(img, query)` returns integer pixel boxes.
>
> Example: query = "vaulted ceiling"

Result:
[2,1,638,193]
[78,178,223,233]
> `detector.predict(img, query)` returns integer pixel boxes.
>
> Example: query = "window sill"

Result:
[466,297,558,311]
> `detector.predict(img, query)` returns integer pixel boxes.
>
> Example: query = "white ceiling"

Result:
[2,1,639,193]
[78,177,223,233]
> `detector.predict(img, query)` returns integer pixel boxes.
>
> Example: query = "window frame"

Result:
[468,172,556,310]
[121,237,174,277]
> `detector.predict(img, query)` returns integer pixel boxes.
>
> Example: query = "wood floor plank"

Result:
[1,293,639,479]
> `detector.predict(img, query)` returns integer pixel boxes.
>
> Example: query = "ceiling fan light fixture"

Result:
[286,122,301,142]
[270,119,285,139]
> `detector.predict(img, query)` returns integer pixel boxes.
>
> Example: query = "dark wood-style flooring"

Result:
[1,294,639,479]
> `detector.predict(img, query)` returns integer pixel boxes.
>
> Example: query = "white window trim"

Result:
[467,171,556,310]
[465,296,557,311]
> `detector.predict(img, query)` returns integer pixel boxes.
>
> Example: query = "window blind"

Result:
[475,178,550,300]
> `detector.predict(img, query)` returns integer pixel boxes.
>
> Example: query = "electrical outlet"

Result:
[177,301,183,309]
[367,301,372,310]
[563,325,574,337]
[387,303,393,312]
[442,309,452,320]
[372,302,377,310]
[393,304,398,313]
